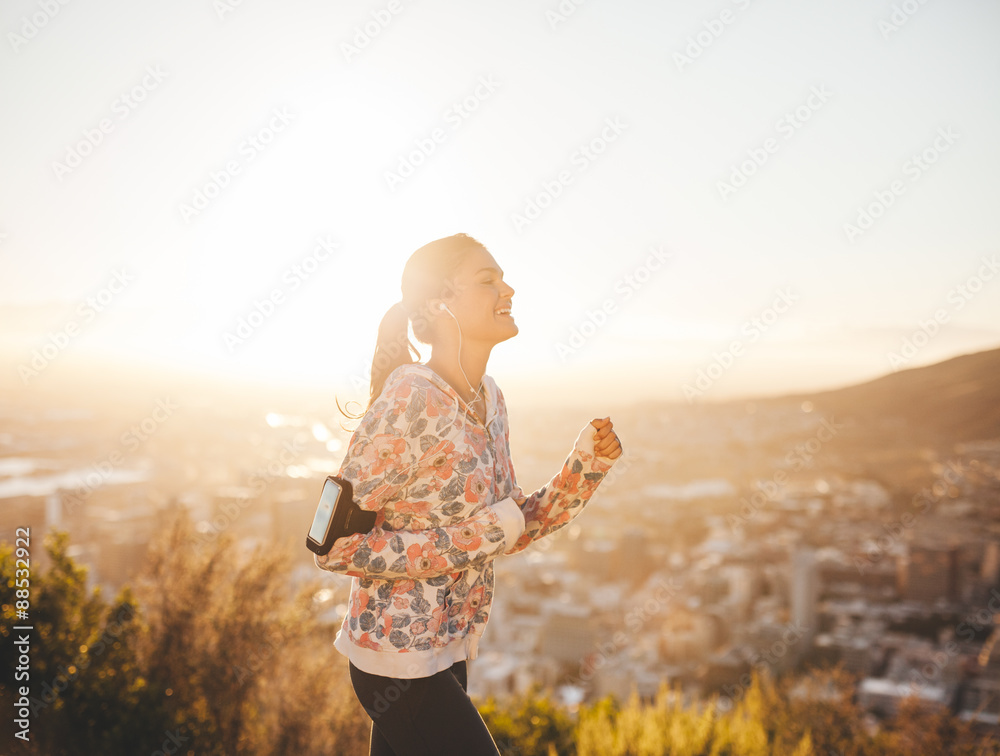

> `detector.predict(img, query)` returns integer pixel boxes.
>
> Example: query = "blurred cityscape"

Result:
[2,347,999,741]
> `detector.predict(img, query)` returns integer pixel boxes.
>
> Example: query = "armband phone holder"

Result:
[305,475,377,555]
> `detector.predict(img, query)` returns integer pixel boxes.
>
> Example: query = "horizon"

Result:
[3,336,995,416]
[2,0,999,408]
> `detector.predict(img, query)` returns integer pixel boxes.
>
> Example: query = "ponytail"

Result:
[369,302,421,408]
[336,302,421,422]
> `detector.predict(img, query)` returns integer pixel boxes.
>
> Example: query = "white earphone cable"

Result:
[440,301,485,413]
[374,301,485,487]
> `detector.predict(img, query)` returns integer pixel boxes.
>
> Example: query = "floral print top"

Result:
[315,362,620,679]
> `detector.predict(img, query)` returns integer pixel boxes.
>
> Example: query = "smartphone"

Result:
[306,475,377,555]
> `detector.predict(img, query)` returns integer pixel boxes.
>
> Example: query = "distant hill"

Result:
[767,346,1000,446]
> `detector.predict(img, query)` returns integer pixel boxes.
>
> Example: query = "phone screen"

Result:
[309,478,342,543]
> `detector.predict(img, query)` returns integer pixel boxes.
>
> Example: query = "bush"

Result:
[4,518,999,755]
[478,683,576,755]
[1,513,371,755]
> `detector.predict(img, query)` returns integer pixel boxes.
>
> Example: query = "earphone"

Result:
[432,300,484,412]
[375,299,490,485]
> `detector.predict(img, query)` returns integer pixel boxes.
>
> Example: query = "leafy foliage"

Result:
[570,670,997,756]
[3,520,1000,755]
[479,683,577,755]
[1,517,370,755]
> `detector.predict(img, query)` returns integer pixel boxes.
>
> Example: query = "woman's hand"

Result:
[591,416,623,460]
[510,418,621,510]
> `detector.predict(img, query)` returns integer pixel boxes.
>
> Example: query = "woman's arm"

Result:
[314,372,525,580]
[500,415,621,556]
[314,499,524,580]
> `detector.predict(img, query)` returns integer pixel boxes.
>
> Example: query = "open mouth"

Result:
[495,305,513,318]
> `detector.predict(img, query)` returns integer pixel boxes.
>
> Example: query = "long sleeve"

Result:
[314,373,525,580]
[501,419,619,556]
[314,499,525,580]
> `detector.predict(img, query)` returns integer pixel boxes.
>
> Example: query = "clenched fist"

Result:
[591,416,622,460]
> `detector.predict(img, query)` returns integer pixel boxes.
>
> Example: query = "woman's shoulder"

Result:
[382,362,437,395]
[371,364,445,414]
[486,375,507,411]
[353,366,438,443]
[486,374,503,400]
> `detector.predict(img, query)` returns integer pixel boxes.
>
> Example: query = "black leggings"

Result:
[349,659,501,756]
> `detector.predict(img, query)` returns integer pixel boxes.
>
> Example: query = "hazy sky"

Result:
[2,0,999,406]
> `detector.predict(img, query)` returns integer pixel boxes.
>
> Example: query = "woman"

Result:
[315,233,623,755]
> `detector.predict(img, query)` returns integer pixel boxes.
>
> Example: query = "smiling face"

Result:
[438,246,517,347]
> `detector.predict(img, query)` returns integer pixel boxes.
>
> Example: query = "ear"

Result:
[438,279,460,304]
